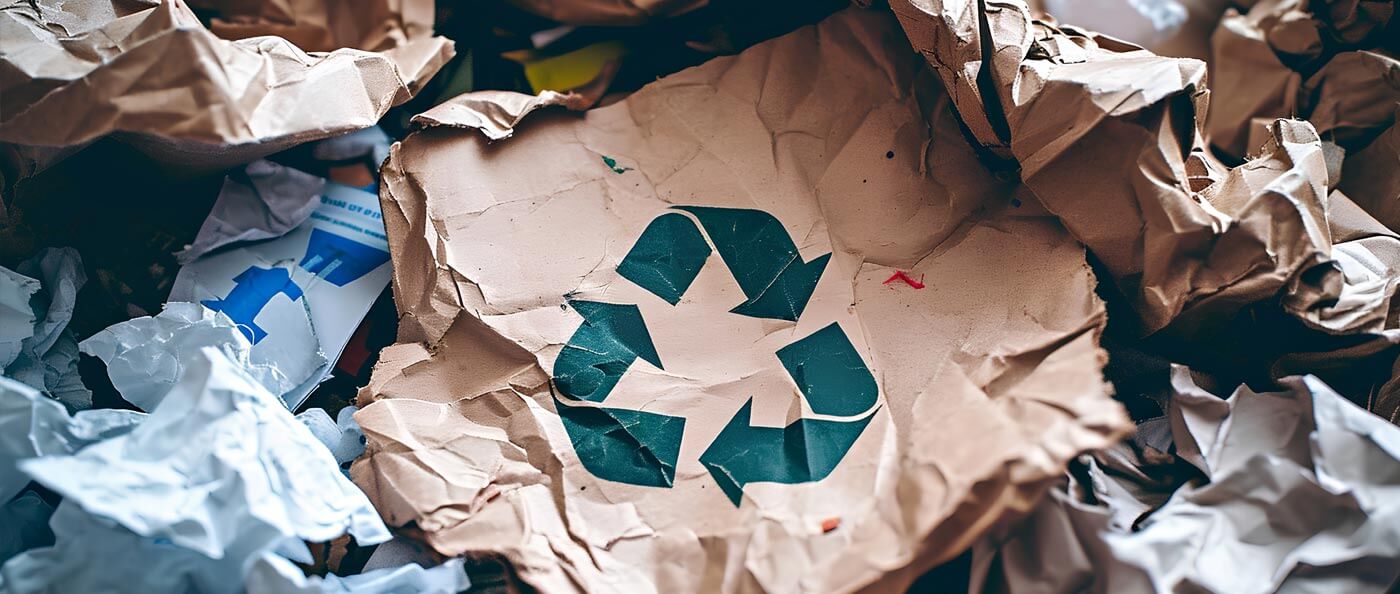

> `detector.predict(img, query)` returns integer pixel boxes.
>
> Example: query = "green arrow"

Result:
[552,300,685,488]
[700,398,876,505]
[554,394,686,487]
[553,300,662,403]
[775,322,878,416]
[616,213,711,305]
[676,206,830,322]
[699,322,879,505]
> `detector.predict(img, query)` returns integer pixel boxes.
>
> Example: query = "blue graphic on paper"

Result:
[201,267,303,344]
[298,229,392,286]
[201,227,390,345]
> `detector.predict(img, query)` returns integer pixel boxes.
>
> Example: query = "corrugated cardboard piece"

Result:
[353,9,1129,592]
[0,0,452,172]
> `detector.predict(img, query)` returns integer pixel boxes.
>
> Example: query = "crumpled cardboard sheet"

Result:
[1340,110,1400,233]
[890,0,1400,406]
[969,367,1400,593]
[0,0,452,173]
[1206,0,1398,159]
[0,248,91,411]
[1,348,394,593]
[410,90,593,141]
[353,8,1130,593]
[502,0,706,26]
[188,0,433,52]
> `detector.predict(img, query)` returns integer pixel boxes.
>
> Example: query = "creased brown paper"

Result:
[890,0,1394,353]
[1340,113,1400,233]
[1205,0,1399,159]
[352,9,1129,593]
[189,0,433,52]
[409,90,592,141]
[0,0,452,171]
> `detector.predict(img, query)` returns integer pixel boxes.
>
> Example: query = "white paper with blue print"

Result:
[171,182,393,408]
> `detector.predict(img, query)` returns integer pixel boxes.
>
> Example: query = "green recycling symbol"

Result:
[552,207,879,506]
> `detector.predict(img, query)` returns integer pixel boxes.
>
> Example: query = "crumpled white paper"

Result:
[2,248,90,410]
[2,501,272,594]
[973,367,1400,593]
[0,376,144,503]
[298,405,367,466]
[0,268,39,368]
[245,554,469,594]
[15,347,390,560]
[175,160,328,265]
[79,302,323,412]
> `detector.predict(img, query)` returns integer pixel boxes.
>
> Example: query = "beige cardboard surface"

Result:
[352,9,1130,593]
[0,0,452,172]
[189,0,433,52]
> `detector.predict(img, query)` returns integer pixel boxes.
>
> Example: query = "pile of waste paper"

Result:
[1,0,1397,592]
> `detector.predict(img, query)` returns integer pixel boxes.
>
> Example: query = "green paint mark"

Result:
[676,206,829,322]
[776,323,878,417]
[602,156,632,174]
[553,300,661,403]
[617,213,712,305]
[555,394,685,487]
[699,398,876,505]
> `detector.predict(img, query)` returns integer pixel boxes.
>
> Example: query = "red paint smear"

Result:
[882,271,925,289]
[821,517,841,533]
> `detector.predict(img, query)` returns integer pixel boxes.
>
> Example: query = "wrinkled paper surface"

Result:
[972,367,1400,593]
[1,249,91,410]
[0,0,452,172]
[890,0,1400,420]
[80,303,320,411]
[354,9,1130,593]
[190,0,434,52]
[2,348,391,593]
[0,376,144,503]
